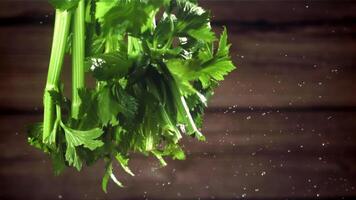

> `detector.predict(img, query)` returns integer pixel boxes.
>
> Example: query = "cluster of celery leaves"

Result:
[28,0,235,192]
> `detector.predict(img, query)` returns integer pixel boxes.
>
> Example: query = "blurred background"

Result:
[0,0,355,199]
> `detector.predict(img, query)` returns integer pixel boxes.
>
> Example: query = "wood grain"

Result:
[2,0,356,23]
[1,24,356,109]
[1,1,356,110]
[1,111,355,199]
[2,156,355,200]
[2,111,356,159]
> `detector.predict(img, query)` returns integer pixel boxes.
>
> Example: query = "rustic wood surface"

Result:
[0,0,355,199]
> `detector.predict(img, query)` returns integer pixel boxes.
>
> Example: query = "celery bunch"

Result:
[28,0,235,192]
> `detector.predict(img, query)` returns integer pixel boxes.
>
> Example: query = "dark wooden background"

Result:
[0,0,355,199]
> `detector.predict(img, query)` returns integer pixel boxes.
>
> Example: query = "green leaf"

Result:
[153,13,175,46]
[62,125,104,150]
[180,95,205,141]
[27,123,50,153]
[97,85,120,125]
[163,70,205,140]
[48,0,80,10]
[65,145,82,170]
[166,28,235,89]
[102,160,124,193]
[113,85,138,120]
[217,27,230,57]
[89,52,132,81]
[95,0,162,35]
[163,144,186,160]
[187,24,216,42]
[110,172,124,188]
[165,59,200,97]
[152,150,167,167]
[115,154,135,176]
[51,147,66,176]
[49,89,71,113]
[199,60,235,88]
[198,28,235,88]
[166,58,199,81]
[171,0,210,35]
[159,105,182,143]
[95,1,116,19]
[102,160,111,193]
[46,119,59,145]
[78,88,100,129]
[61,122,104,170]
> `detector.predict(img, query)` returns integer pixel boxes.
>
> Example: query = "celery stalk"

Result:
[71,0,85,119]
[43,9,71,142]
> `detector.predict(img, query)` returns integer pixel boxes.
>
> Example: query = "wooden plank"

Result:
[210,27,356,107]
[1,154,355,199]
[205,0,356,24]
[190,111,356,157]
[0,26,52,55]
[1,25,356,109]
[1,0,356,23]
[2,111,355,158]
[1,112,355,173]
[0,1,51,19]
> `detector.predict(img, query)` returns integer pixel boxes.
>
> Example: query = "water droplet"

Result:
[331,69,339,73]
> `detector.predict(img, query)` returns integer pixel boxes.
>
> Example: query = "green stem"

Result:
[43,9,71,142]
[105,29,118,53]
[72,0,85,119]
[127,36,141,58]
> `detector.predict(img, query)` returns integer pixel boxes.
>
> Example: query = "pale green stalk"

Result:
[43,10,71,142]
[72,0,85,119]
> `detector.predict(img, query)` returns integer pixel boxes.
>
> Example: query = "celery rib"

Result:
[43,9,71,142]
[72,0,86,119]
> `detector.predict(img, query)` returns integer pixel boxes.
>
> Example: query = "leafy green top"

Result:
[29,0,235,192]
